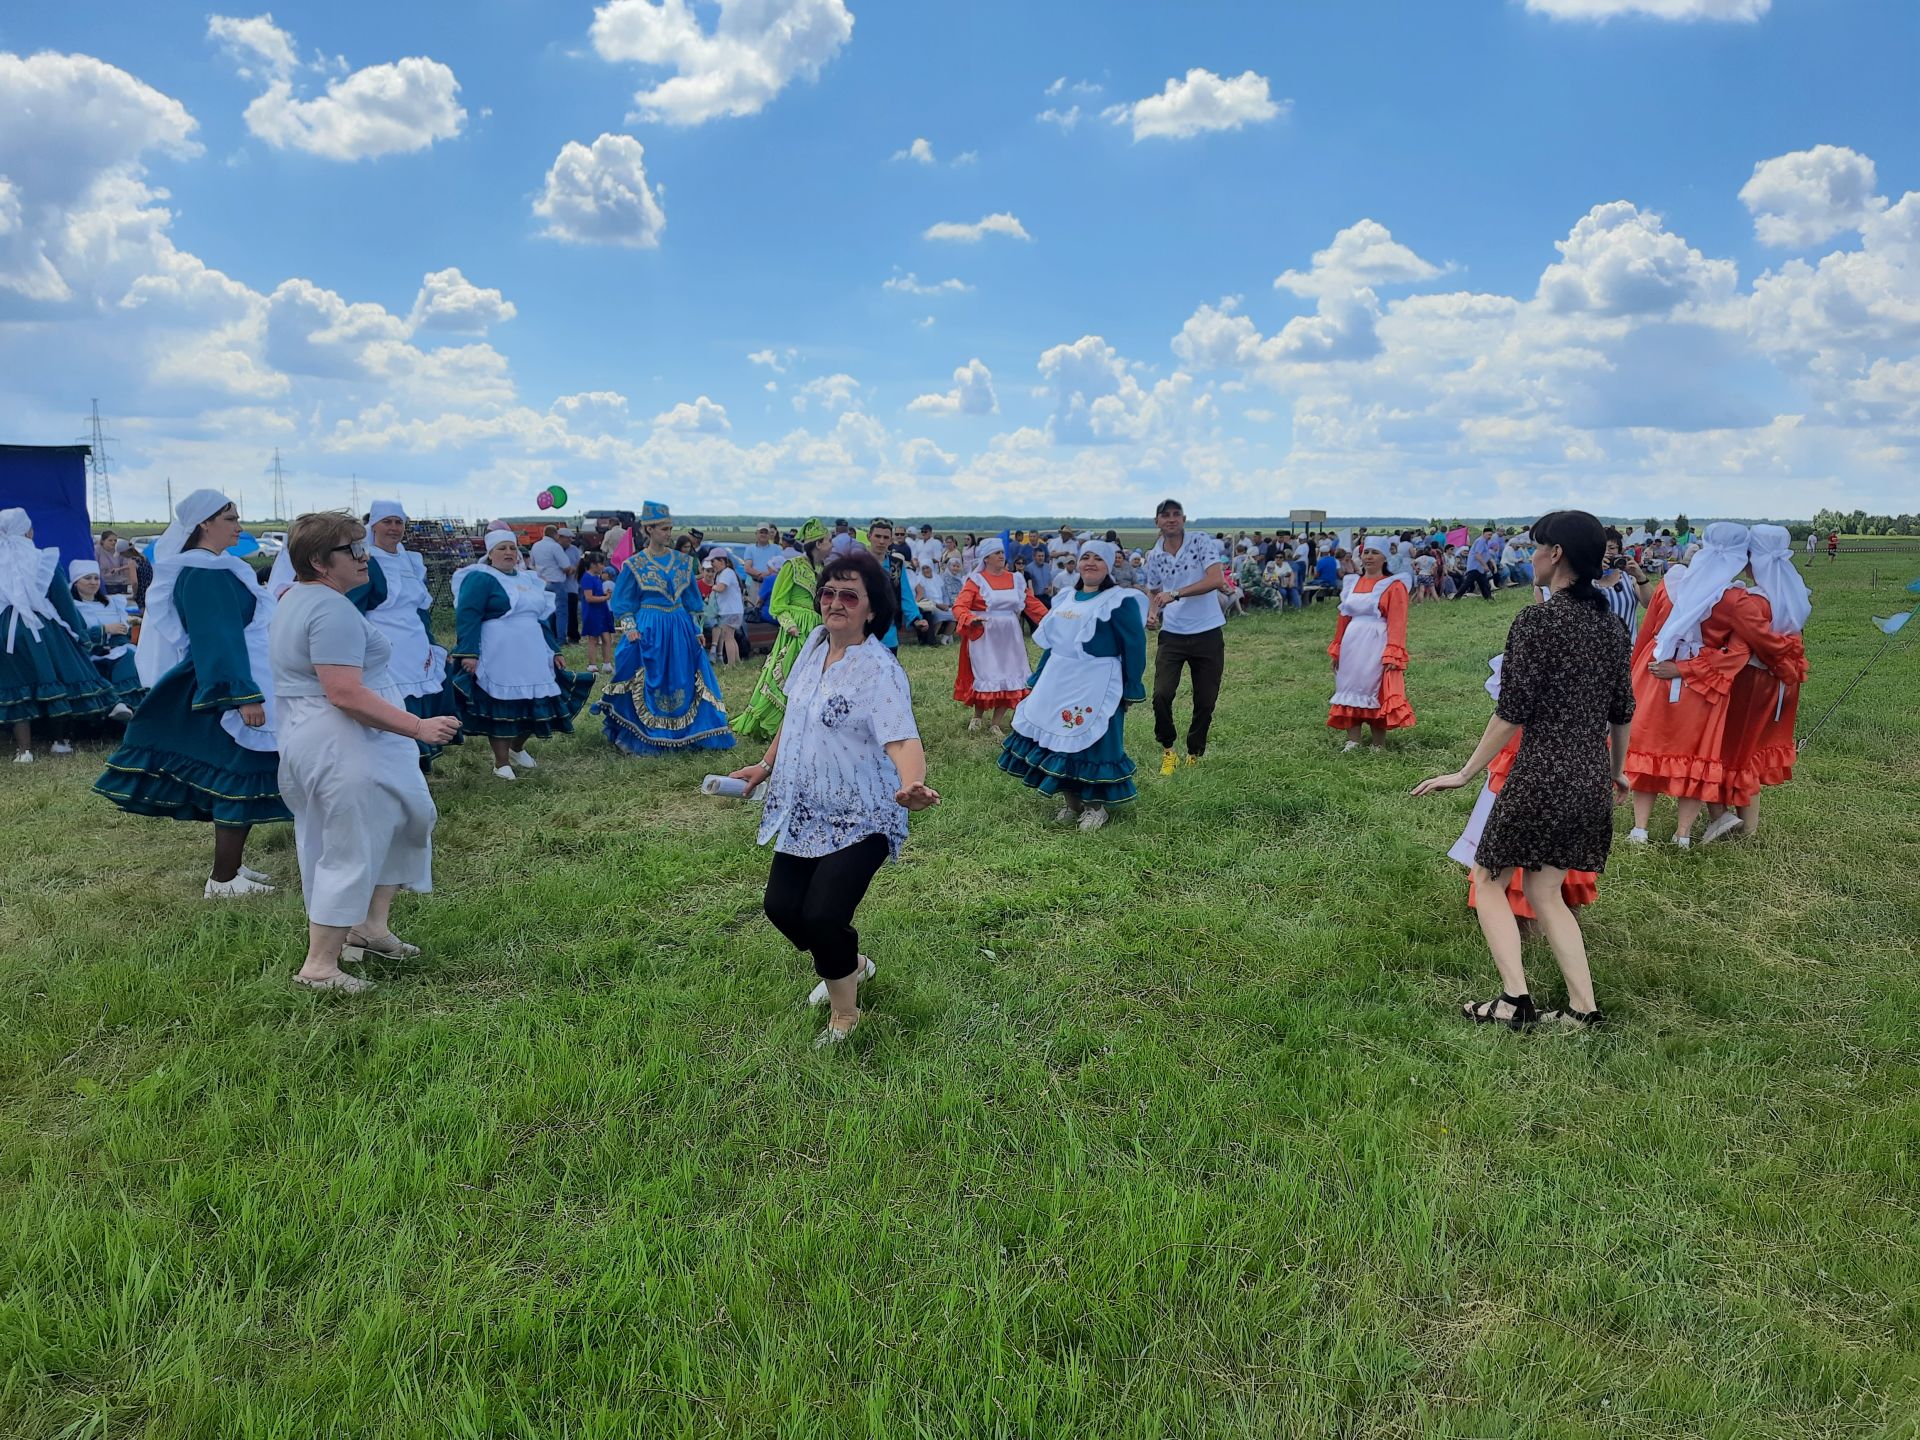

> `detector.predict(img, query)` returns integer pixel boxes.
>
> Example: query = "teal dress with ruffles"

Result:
[997,588,1147,806]
[0,572,118,726]
[445,568,594,739]
[93,566,290,826]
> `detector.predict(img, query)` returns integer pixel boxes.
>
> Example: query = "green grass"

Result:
[2,554,1916,1438]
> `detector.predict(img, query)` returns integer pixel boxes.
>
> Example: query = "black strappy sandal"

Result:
[1461,992,1537,1030]
[1541,1006,1605,1029]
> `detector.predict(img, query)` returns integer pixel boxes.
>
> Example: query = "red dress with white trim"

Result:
[1327,575,1414,731]
[1620,580,1749,804]
[952,570,1050,710]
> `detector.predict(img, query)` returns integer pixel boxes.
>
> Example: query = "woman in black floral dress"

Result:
[1413,511,1636,1029]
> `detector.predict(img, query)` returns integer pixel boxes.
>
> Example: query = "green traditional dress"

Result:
[94,564,290,826]
[445,563,594,738]
[998,585,1148,808]
[0,567,118,727]
[730,553,821,742]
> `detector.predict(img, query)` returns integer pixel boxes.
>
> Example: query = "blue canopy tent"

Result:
[0,445,94,573]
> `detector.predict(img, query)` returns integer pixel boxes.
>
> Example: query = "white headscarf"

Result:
[68,558,100,584]
[1079,539,1118,570]
[976,537,1005,564]
[1653,521,1750,662]
[0,507,72,653]
[136,489,271,688]
[1746,524,1811,636]
[369,499,406,525]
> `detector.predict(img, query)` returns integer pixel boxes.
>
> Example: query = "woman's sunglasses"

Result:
[819,585,867,607]
[329,539,370,561]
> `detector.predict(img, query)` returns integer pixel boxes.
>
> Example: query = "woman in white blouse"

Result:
[729,550,939,1047]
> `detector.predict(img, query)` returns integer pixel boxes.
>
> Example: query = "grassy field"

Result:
[2,551,1915,1438]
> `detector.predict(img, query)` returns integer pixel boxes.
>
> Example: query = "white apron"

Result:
[279,667,436,927]
[76,595,135,660]
[968,573,1033,694]
[1330,576,1398,710]
[1013,588,1144,754]
[368,545,445,699]
[457,566,561,700]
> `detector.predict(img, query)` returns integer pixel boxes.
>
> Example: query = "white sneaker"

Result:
[807,955,876,1007]
[238,865,272,884]
[1078,806,1108,832]
[967,714,981,733]
[988,724,1005,739]
[12,751,32,764]
[493,764,516,780]
[508,748,538,768]
[1341,739,1361,753]
[110,703,134,721]
[204,874,274,899]
[1672,834,1692,849]
[1701,812,1744,845]
[50,741,73,755]
[1626,828,1649,844]
[1054,802,1081,825]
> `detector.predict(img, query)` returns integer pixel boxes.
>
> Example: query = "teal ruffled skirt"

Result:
[93,667,291,827]
[446,665,594,739]
[997,718,1139,808]
[0,610,118,726]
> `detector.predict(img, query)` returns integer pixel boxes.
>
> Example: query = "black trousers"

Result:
[763,833,890,979]
[567,592,582,642]
[1152,627,1225,756]
[1455,569,1493,600]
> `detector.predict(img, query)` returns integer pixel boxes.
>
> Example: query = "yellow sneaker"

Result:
[1159,747,1177,777]
[1185,753,1201,767]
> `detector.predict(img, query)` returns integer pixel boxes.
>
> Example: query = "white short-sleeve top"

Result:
[757,628,921,859]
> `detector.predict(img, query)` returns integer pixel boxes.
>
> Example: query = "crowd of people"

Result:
[0,492,1814,1040]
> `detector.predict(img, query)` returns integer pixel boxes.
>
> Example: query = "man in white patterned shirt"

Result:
[1142,497,1227,776]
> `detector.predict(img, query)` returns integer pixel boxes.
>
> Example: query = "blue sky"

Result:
[0,0,1915,522]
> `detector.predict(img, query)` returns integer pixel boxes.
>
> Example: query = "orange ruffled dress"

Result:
[1620,580,1750,804]
[952,570,1051,710]
[1710,588,1809,807]
[1468,733,1601,918]
[1326,574,1415,731]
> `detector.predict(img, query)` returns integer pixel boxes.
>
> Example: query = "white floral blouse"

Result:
[757,628,921,859]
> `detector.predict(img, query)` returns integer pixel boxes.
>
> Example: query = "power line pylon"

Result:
[80,399,117,524]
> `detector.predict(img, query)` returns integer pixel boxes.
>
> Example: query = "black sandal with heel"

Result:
[1462,992,1537,1030]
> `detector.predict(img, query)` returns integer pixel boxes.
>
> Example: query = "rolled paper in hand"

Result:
[702,775,750,797]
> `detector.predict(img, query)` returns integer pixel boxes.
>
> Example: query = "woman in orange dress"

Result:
[952,539,1050,737]
[1701,524,1810,843]
[1327,536,1413,751]
[1621,522,1753,847]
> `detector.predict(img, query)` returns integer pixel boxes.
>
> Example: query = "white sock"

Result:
[1673,834,1691,848]
[1628,827,1647,840]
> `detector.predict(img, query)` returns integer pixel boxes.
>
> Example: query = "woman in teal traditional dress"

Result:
[360,500,458,769]
[67,559,143,715]
[731,517,830,743]
[95,489,290,898]
[997,540,1147,831]
[446,529,594,780]
[0,508,118,762]
[595,500,735,756]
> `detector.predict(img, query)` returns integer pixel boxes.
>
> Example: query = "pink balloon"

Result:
[536,491,553,510]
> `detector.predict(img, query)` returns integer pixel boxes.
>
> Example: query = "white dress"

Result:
[1329,575,1402,710]
[453,565,563,700]
[967,573,1035,694]
[1012,588,1144,754]
[271,585,436,928]
[367,544,446,700]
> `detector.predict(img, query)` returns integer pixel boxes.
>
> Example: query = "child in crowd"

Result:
[579,555,614,672]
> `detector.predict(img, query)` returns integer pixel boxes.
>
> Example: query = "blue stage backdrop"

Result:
[0,445,94,574]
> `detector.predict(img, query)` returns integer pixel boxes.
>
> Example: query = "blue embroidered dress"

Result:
[595,547,735,755]
[997,586,1148,807]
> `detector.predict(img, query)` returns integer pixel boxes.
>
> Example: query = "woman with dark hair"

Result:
[1412,510,1635,1030]
[68,560,142,715]
[729,549,938,1047]
[998,540,1146,830]
[733,518,832,742]
[1596,527,1652,633]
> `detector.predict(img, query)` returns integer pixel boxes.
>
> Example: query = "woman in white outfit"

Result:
[361,500,457,768]
[951,539,1050,737]
[270,513,461,993]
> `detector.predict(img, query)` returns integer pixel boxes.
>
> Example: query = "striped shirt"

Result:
[1599,572,1638,633]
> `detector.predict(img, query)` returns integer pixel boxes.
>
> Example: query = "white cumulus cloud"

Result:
[1107,68,1285,141]
[1524,0,1769,18]
[1275,219,1445,297]
[1740,145,1884,248]
[1538,201,1737,316]
[408,267,516,334]
[589,0,854,126]
[894,137,935,164]
[243,57,465,161]
[884,271,971,296]
[748,346,796,372]
[535,134,666,248]
[206,14,299,81]
[1037,106,1081,131]
[793,372,861,413]
[901,437,958,475]
[652,395,730,432]
[908,358,997,416]
[923,212,1030,243]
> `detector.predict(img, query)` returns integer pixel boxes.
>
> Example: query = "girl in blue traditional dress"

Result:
[95,489,290,898]
[67,559,143,715]
[997,539,1147,831]
[0,508,117,763]
[594,500,735,757]
[446,529,594,781]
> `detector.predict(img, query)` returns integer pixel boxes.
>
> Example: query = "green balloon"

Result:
[547,485,568,508]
